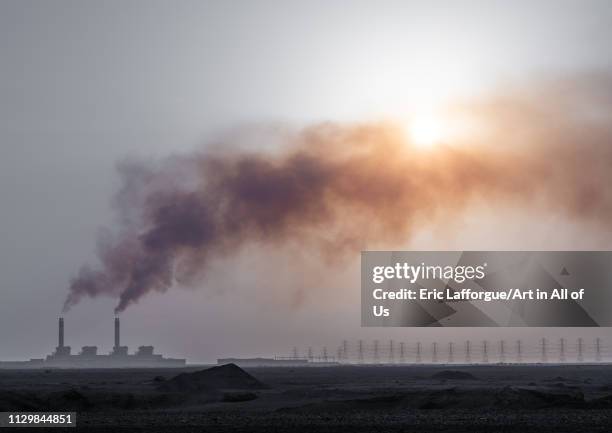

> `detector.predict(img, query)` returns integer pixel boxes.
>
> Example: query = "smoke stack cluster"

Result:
[63,79,612,312]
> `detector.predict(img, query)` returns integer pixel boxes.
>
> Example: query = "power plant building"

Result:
[0,317,186,368]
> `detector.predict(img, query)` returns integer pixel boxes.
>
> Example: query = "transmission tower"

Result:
[373,340,379,363]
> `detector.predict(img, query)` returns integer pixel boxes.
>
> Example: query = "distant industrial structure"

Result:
[217,358,312,367]
[0,317,186,368]
[278,338,609,365]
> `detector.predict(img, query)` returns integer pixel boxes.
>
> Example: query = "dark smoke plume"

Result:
[64,78,612,312]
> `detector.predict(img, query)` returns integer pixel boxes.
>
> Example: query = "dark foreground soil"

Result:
[1,364,612,432]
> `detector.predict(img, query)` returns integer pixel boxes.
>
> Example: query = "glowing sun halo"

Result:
[409,114,446,148]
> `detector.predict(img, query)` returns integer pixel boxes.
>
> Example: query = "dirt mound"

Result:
[48,389,93,411]
[222,391,258,402]
[0,391,44,411]
[158,363,267,393]
[278,386,589,414]
[493,386,585,409]
[431,370,477,380]
[588,394,612,408]
[414,387,585,410]
[0,389,93,412]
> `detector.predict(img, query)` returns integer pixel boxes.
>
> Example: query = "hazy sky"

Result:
[2,0,612,363]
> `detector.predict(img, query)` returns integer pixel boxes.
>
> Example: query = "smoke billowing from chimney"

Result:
[63,77,612,312]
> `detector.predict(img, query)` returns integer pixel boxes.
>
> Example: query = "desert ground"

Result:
[1,364,612,432]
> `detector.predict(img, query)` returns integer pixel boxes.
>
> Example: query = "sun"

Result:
[409,114,446,148]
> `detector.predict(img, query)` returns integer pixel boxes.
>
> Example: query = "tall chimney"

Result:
[114,317,120,348]
[58,317,64,348]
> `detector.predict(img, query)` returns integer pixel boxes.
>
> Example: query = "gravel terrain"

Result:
[1,364,611,432]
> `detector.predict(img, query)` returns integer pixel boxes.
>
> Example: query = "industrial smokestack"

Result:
[114,317,120,349]
[58,317,64,348]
